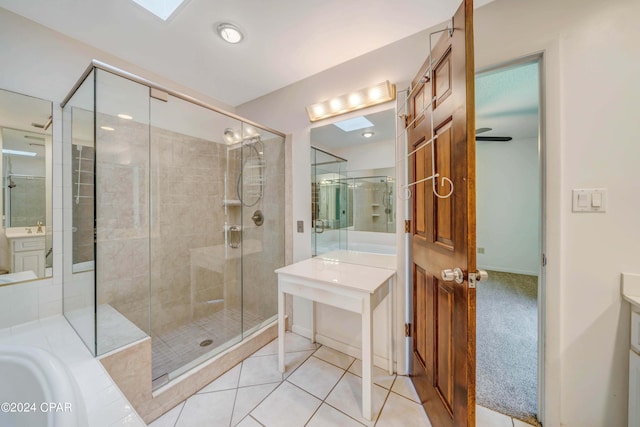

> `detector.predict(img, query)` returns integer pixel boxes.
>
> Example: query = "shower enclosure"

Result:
[61,62,285,388]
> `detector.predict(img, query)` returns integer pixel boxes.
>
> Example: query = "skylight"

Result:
[131,0,188,20]
[333,116,374,132]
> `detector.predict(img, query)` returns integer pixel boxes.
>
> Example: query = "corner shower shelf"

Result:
[371,214,381,217]
[223,199,241,207]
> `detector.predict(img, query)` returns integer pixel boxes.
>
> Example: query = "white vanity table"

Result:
[6,226,46,278]
[622,273,640,427]
[275,250,396,421]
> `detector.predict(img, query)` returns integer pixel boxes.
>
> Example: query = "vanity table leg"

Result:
[310,301,316,344]
[387,278,393,375]
[278,286,285,373]
[362,294,373,421]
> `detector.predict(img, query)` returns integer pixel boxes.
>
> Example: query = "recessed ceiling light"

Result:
[362,131,375,138]
[217,23,244,44]
[100,126,115,131]
[117,113,133,120]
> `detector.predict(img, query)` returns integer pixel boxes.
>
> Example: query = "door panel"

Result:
[435,121,454,249]
[408,1,476,426]
[436,279,454,413]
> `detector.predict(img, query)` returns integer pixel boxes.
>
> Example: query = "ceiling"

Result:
[0,0,492,106]
[475,60,540,141]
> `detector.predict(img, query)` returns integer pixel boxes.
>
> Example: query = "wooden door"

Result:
[407,1,476,426]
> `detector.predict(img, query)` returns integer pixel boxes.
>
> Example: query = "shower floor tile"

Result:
[151,307,268,381]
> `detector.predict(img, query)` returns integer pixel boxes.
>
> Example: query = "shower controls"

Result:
[251,210,264,226]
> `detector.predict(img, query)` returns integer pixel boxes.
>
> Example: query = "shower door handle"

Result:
[314,219,325,234]
[228,226,241,249]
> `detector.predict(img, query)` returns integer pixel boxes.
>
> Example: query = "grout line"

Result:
[248,415,265,426]
[227,361,243,427]
[373,377,395,426]
[171,401,186,427]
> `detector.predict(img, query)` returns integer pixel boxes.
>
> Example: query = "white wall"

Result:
[476,137,539,275]
[238,0,640,425]
[333,139,395,173]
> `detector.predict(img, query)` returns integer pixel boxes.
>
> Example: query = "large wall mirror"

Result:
[0,88,53,285]
[310,108,396,256]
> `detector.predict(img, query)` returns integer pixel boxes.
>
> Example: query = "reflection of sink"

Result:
[5,226,46,239]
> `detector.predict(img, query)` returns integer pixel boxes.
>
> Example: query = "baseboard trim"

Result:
[478,265,539,277]
[291,324,394,372]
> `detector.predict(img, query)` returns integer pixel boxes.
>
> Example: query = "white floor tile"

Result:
[148,403,183,427]
[513,419,536,427]
[250,332,317,357]
[390,376,420,403]
[235,415,263,427]
[476,405,513,427]
[313,346,355,369]
[199,364,241,393]
[251,381,321,427]
[231,383,279,426]
[175,389,236,427]
[110,411,146,426]
[376,392,431,427]
[238,351,312,387]
[287,356,345,399]
[324,372,389,427]
[348,359,396,389]
[307,403,365,427]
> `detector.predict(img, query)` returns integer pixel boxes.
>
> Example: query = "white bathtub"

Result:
[0,344,88,427]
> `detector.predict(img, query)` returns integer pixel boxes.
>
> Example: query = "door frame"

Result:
[402,51,547,422]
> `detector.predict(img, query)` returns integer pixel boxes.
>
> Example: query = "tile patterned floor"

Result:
[152,307,265,381]
[149,332,536,427]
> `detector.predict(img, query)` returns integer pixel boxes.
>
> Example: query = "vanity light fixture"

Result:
[362,131,375,138]
[2,149,37,157]
[117,113,133,120]
[306,81,396,122]
[217,23,244,44]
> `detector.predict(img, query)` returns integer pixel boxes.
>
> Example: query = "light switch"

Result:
[577,193,588,208]
[572,188,607,213]
[591,192,602,208]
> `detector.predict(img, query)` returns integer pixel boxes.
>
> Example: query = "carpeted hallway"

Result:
[476,270,539,424]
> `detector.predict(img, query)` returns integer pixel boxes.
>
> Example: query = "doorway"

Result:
[474,56,544,425]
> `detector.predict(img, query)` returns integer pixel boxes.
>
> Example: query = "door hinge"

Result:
[542,253,547,267]
[404,220,411,233]
[405,323,412,337]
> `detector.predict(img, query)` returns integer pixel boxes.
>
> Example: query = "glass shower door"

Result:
[149,93,243,386]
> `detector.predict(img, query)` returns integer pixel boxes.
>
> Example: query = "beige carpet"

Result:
[476,270,539,424]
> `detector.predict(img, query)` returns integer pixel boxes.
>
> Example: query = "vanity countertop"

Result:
[622,273,640,309]
[5,226,46,239]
